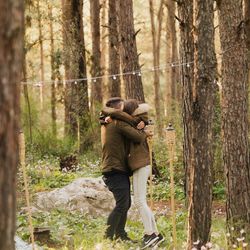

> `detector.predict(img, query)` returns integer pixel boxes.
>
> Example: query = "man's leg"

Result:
[115,178,131,238]
[104,174,130,240]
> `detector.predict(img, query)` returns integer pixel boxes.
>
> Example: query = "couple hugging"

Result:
[100,97,164,249]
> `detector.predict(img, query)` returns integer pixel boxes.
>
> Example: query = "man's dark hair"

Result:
[105,97,124,109]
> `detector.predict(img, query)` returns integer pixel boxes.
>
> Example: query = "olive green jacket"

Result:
[102,105,150,172]
[101,119,147,175]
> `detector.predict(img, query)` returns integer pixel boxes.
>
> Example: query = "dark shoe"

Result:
[151,233,165,247]
[141,233,159,249]
[115,234,137,243]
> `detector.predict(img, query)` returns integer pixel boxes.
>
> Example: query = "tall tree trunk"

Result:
[165,19,171,117]
[117,0,145,102]
[37,0,44,108]
[218,0,250,238]
[187,0,217,248]
[177,0,194,206]
[149,0,164,135]
[49,2,57,137]
[62,0,90,150]
[245,0,250,87]
[100,0,108,102]
[166,0,179,101]
[90,0,102,108]
[0,0,24,249]
[108,0,121,97]
[22,52,33,144]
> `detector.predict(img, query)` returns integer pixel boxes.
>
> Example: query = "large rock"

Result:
[15,236,42,250]
[35,177,115,217]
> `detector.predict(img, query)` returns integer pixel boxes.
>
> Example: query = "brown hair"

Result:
[123,99,139,115]
[105,97,124,109]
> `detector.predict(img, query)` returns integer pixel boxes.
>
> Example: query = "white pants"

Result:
[133,165,158,235]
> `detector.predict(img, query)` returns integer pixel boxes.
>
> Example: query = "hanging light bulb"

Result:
[74,81,77,85]
[112,75,117,80]
[187,63,190,67]
[138,71,142,76]
[93,78,97,82]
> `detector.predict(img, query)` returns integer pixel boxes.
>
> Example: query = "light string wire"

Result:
[20,42,245,86]
[20,60,194,86]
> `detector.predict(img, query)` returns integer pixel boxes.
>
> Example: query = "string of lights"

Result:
[20,60,194,86]
[21,42,242,87]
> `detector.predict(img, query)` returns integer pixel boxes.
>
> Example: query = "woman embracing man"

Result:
[100,97,165,249]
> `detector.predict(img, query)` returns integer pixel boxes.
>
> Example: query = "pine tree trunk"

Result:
[187,0,217,248]
[245,0,250,87]
[108,0,121,97]
[90,0,102,107]
[117,0,145,102]
[166,0,179,101]
[22,51,33,144]
[100,0,108,102]
[165,17,171,117]
[49,3,57,137]
[62,0,89,144]
[37,0,44,108]
[0,0,24,249]
[218,0,250,238]
[149,0,164,135]
[178,0,194,206]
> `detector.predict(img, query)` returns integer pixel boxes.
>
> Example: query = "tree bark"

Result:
[62,0,90,151]
[178,0,194,204]
[90,0,102,107]
[117,0,145,102]
[37,0,45,108]
[108,0,121,97]
[166,0,179,101]
[100,0,108,102]
[0,0,24,249]
[49,2,57,137]
[245,0,250,89]
[218,0,250,238]
[149,0,164,135]
[165,17,172,117]
[187,0,217,248]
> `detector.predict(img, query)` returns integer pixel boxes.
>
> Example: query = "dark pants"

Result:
[102,173,131,240]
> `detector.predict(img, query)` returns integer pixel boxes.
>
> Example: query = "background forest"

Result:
[1,0,250,250]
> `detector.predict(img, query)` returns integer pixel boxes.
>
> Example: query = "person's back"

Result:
[101,120,128,175]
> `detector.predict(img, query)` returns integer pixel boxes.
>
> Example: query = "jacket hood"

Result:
[132,103,150,116]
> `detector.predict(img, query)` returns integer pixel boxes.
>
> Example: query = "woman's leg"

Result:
[133,166,158,235]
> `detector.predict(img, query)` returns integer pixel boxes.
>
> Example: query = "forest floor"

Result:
[15,152,231,249]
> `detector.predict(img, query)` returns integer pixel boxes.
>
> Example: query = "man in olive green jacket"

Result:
[101,97,148,241]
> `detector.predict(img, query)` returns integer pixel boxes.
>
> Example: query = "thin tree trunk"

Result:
[49,2,57,137]
[22,52,33,144]
[90,0,102,108]
[165,21,171,117]
[218,0,250,239]
[100,0,108,102]
[108,0,121,97]
[149,0,164,135]
[187,0,217,248]
[37,0,44,108]
[166,0,179,101]
[0,0,24,249]
[117,0,145,102]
